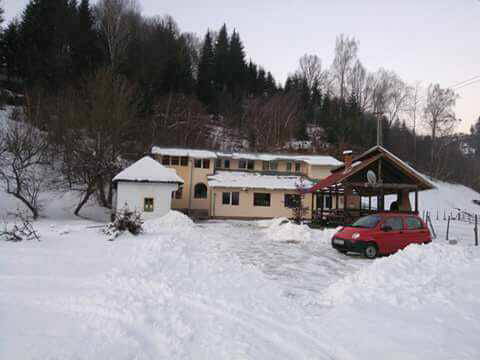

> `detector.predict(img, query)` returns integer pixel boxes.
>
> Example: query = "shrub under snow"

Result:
[104,207,143,241]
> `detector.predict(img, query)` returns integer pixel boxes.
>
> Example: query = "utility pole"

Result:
[374,111,383,146]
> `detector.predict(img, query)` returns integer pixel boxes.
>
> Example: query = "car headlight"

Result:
[352,232,360,240]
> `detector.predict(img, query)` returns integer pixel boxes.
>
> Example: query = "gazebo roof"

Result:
[307,146,435,195]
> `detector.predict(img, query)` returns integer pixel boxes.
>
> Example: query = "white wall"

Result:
[116,182,178,219]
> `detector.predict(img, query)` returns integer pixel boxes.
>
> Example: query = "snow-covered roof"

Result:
[222,152,343,167]
[151,147,218,159]
[208,171,313,190]
[151,146,342,167]
[113,156,184,184]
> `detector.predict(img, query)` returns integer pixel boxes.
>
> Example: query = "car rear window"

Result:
[406,217,423,230]
[383,217,403,231]
[351,215,381,228]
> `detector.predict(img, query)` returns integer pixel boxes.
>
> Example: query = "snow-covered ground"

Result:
[1,172,480,358]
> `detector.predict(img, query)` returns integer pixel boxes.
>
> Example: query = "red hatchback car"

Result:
[331,212,432,259]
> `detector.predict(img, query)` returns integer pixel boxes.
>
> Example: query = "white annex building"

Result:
[112,156,184,219]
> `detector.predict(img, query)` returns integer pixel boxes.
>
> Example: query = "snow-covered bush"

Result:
[103,207,143,241]
[0,211,40,242]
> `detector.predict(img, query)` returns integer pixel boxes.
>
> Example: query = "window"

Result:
[254,193,271,207]
[181,157,188,166]
[324,195,333,209]
[406,217,423,230]
[174,186,183,199]
[203,159,210,169]
[194,159,202,168]
[351,215,381,229]
[383,217,403,231]
[162,156,170,166]
[222,192,239,205]
[232,192,239,206]
[286,161,292,172]
[247,160,254,170]
[270,161,278,171]
[284,194,300,208]
[222,192,231,205]
[262,161,269,171]
[295,161,301,172]
[144,198,154,212]
[224,159,230,169]
[215,158,222,168]
[194,183,208,199]
[171,156,179,165]
[239,159,247,169]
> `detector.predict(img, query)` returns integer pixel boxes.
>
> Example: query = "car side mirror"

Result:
[381,225,392,232]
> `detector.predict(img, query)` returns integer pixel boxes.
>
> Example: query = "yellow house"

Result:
[151,147,344,220]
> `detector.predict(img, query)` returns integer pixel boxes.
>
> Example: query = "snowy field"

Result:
[1,178,480,358]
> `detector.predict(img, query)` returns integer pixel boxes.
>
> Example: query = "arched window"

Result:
[194,183,208,199]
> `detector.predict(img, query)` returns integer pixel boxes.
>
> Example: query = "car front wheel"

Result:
[364,244,378,259]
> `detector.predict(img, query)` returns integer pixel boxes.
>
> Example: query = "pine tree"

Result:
[213,24,230,92]
[72,0,101,78]
[197,30,215,107]
[228,29,246,98]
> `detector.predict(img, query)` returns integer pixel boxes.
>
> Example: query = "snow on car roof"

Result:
[151,147,218,159]
[113,156,184,183]
[208,171,313,190]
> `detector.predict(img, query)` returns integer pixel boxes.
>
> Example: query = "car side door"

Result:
[377,216,405,254]
[404,216,430,245]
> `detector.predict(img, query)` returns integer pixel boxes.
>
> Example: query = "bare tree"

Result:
[0,111,50,219]
[332,34,359,100]
[423,83,459,176]
[243,94,300,152]
[406,82,424,163]
[95,0,141,69]
[50,68,138,215]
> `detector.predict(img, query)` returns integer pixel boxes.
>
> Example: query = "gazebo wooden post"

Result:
[415,189,418,214]
[320,191,324,222]
[311,192,314,220]
[335,185,339,210]
[368,195,372,212]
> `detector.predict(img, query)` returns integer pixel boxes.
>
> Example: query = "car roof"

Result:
[375,212,421,218]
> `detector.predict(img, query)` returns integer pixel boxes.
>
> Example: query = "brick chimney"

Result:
[343,150,353,168]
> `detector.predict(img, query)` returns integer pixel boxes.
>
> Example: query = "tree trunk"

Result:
[74,189,95,216]
[11,192,39,220]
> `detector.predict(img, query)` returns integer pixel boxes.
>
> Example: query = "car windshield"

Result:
[351,214,381,229]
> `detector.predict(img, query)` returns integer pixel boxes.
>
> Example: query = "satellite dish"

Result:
[367,170,377,185]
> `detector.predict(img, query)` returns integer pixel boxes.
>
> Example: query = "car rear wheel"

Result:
[364,244,378,259]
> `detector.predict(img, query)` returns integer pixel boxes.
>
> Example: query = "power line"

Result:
[450,75,480,89]
[452,78,480,91]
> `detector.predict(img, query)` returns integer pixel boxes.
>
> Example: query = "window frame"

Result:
[231,192,239,206]
[253,193,271,207]
[222,192,231,205]
[405,216,424,230]
[383,217,404,231]
[162,156,170,166]
[215,158,222,168]
[286,161,292,172]
[144,197,154,212]
[224,159,230,169]
[171,156,179,166]
[238,159,247,169]
[194,159,202,168]
[180,156,189,166]
[284,194,300,208]
[295,161,301,172]
[203,159,210,169]
[194,183,208,199]
[247,160,255,170]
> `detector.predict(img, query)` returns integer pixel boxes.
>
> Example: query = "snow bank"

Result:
[143,210,194,233]
[322,243,478,309]
[257,217,312,242]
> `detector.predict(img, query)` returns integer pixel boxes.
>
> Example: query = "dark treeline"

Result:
[0,0,479,217]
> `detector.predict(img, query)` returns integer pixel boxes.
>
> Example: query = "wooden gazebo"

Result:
[307,146,435,226]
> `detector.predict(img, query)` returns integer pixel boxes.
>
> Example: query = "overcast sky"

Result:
[4,0,479,132]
